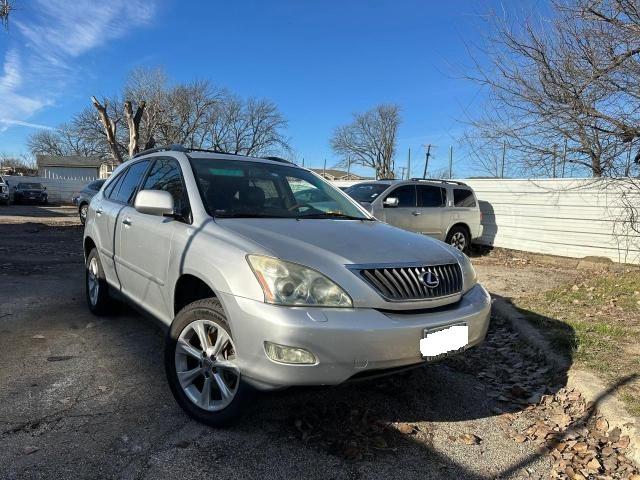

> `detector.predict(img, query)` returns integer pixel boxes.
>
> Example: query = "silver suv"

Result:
[345,179,482,252]
[83,146,490,426]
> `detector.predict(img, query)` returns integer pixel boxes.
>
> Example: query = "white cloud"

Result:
[0,0,155,132]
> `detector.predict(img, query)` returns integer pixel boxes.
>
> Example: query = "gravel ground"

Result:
[0,205,597,479]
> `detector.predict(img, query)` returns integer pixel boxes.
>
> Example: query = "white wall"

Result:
[335,178,640,264]
[5,176,90,204]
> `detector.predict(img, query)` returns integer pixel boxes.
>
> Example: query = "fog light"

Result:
[264,341,316,364]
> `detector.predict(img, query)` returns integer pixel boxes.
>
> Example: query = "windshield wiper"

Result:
[298,212,374,220]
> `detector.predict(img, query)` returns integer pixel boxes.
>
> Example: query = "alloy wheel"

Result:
[174,320,240,411]
[450,232,466,251]
[80,205,88,222]
[87,257,99,306]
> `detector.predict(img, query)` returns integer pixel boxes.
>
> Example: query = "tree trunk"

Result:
[591,153,602,177]
[91,96,123,164]
[124,100,146,157]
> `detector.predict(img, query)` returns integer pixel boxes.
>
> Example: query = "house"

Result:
[36,155,117,180]
[309,169,368,181]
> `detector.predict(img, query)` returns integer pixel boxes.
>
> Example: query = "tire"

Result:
[85,248,114,315]
[79,204,88,225]
[445,225,470,253]
[165,299,253,427]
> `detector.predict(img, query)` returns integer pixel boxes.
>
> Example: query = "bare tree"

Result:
[330,104,401,179]
[91,96,124,164]
[465,0,640,178]
[1,0,13,30]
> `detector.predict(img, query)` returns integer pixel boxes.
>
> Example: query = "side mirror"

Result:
[134,190,174,217]
[383,197,399,208]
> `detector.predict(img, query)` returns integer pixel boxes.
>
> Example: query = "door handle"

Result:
[122,217,132,226]
[412,211,421,216]
[96,208,103,215]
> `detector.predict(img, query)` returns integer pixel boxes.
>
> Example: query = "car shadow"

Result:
[468,200,497,258]
[0,204,76,219]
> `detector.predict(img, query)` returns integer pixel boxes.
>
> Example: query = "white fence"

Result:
[335,178,640,265]
[4,176,89,204]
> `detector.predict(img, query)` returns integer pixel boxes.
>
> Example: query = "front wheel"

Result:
[79,204,88,225]
[165,299,253,427]
[446,225,470,253]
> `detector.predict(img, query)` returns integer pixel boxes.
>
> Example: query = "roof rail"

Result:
[409,177,467,186]
[261,156,292,164]
[132,144,187,159]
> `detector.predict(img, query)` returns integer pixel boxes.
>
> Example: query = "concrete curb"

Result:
[491,297,640,466]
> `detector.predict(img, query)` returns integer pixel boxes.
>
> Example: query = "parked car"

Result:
[13,182,48,205]
[0,176,9,205]
[83,146,490,426]
[73,179,105,224]
[345,179,482,252]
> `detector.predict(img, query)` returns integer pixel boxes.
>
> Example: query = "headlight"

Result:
[247,255,352,307]
[450,249,477,292]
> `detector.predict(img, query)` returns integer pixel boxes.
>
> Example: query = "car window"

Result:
[111,160,150,204]
[290,181,336,212]
[104,170,126,199]
[89,180,105,191]
[345,183,390,203]
[142,158,189,215]
[386,185,415,207]
[453,188,476,208]
[417,185,446,207]
[189,158,368,219]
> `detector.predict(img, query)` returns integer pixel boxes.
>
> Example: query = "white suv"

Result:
[83,146,491,426]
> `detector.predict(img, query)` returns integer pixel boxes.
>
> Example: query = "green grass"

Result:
[515,270,640,417]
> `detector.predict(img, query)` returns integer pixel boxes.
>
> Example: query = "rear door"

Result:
[381,185,417,232]
[117,157,190,318]
[451,187,481,239]
[414,184,447,239]
[92,169,129,287]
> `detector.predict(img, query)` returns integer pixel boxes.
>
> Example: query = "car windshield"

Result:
[190,158,371,220]
[345,183,390,202]
[18,183,43,189]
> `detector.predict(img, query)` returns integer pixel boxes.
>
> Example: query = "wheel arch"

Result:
[173,273,219,316]
[445,222,471,241]
[83,236,96,260]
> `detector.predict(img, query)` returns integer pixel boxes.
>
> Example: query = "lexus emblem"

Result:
[421,270,440,288]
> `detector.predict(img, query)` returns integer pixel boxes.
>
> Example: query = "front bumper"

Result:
[219,283,491,390]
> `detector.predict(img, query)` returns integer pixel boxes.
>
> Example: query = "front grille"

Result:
[358,263,463,301]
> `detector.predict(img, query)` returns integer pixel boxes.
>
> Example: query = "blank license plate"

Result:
[420,324,468,358]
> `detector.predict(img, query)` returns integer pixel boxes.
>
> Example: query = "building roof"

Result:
[36,155,115,168]
[309,168,367,180]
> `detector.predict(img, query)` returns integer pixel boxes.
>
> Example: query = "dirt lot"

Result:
[0,205,636,479]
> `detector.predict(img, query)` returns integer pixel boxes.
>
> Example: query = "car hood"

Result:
[216,218,456,267]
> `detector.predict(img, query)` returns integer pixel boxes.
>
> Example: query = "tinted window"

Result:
[111,160,149,204]
[454,189,476,207]
[88,180,105,191]
[345,183,390,202]
[105,170,126,199]
[417,185,446,207]
[142,158,188,214]
[386,185,415,207]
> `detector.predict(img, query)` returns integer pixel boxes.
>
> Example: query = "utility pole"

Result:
[323,158,327,178]
[448,145,453,179]
[399,166,407,180]
[407,148,411,180]
[302,157,305,168]
[500,140,506,178]
[422,144,431,179]
[562,139,567,178]
[347,156,351,179]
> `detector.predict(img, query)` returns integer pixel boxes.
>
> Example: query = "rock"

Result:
[571,285,580,291]
[573,442,588,453]
[459,433,481,445]
[395,423,415,435]
[23,446,39,455]
[613,435,630,449]
[513,434,527,443]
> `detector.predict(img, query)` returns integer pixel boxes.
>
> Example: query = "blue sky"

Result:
[0,0,537,177]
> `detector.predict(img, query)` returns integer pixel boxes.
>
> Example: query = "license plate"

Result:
[420,324,468,359]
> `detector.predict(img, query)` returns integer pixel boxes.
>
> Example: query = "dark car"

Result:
[13,182,48,205]
[72,179,105,224]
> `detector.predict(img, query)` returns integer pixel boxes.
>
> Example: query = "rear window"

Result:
[345,183,390,203]
[417,185,446,207]
[453,189,476,208]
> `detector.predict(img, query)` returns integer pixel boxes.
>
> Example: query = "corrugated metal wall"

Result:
[334,178,640,264]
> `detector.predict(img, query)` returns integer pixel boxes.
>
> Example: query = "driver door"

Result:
[381,185,417,232]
